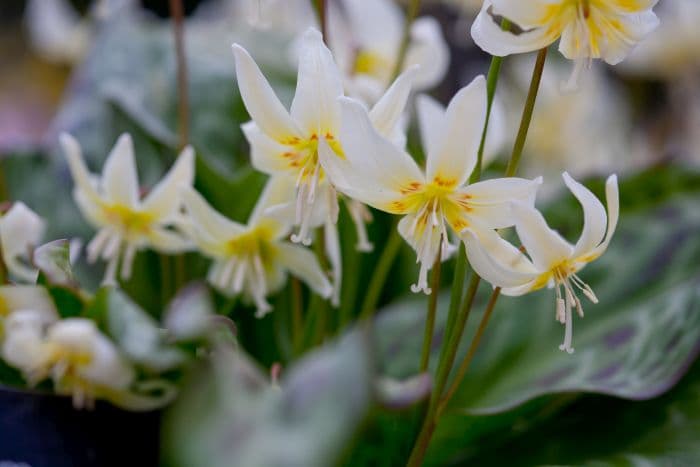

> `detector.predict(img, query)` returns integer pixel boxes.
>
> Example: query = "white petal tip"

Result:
[559,345,575,355]
[302,27,323,40]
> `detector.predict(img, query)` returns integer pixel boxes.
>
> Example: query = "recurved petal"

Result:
[142,145,195,218]
[242,122,297,175]
[369,66,418,138]
[471,4,558,57]
[249,175,297,227]
[427,76,486,187]
[0,202,45,282]
[583,174,619,262]
[462,228,538,288]
[290,28,344,135]
[59,133,100,201]
[276,242,333,299]
[461,176,541,229]
[102,133,140,207]
[512,201,574,271]
[601,11,660,65]
[604,0,658,14]
[564,172,607,259]
[181,187,245,242]
[232,44,302,141]
[148,228,192,253]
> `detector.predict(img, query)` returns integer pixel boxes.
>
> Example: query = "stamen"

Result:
[411,261,431,295]
[86,228,110,263]
[102,255,119,285]
[120,243,137,280]
[558,291,575,354]
[347,200,373,252]
[232,259,247,294]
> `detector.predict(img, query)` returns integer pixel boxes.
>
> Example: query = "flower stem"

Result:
[169,0,189,150]
[438,287,501,413]
[406,275,480,467]
[291,278,304,355]
[419,238,443,372]
[359,220,403,320]
[505,47,548,177]
[390,0,422,81]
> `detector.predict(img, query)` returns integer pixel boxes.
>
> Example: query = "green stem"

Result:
[359,221,403,320]
[438,288,501,413]
[291,278,303,354]
[419,239,443,372]
[505,47,548,177]
[168,0,189,150]
[390,0,422,81]
[407,46,549,467]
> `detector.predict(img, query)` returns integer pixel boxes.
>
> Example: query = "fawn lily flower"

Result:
[462,173,619,353]
[472,0,659,87]
[181,178,333,318]
[4,315,134,408]
[0,202,46,282]
[234,28,417,246]
[319,76,541,294]
[60,133,194,284]
[0,285,58,338]
[327,0,449,103]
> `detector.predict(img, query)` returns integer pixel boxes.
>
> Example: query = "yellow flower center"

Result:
[225,223,278,265]
[353,50,393,80]
[281,133,344,182]
[103,204,155,236]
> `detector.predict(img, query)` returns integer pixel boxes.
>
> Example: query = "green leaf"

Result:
[164,331,374,467]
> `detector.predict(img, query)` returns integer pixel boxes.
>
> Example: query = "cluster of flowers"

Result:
[0,0,658,405]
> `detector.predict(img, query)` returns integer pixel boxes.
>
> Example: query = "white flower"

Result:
[319,76,541,294]
[239,0,315,32]
[472,0,659,87]
[0,202,46,282]
[327,0,449,103]
[3,315,134,408]
[621,0,700,79]
[0,285,58,336]
[181,177,333,318]
[462,172,619,353]
[60,133,194,284]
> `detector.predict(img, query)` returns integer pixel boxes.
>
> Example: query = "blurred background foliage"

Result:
[1,0,700,466]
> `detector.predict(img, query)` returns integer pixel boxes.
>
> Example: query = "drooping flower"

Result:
[3,314,135,408]
[0,202,46,282]
[181,177,333,318]
[472,0,660,87]
[327,0,449,103]
[319,76,542,294]
[462,172,619,353]
[60,133,194,284]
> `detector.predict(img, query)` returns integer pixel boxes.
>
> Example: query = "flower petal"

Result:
[102,133,140,207]
[339,0,402,57]
[59,132,100,201]
[249,175,296,228]
[462,228,538,288]
[276,242,333,299]
[491,0,565,29]
[512,201,574,271]
[600,11,660,65]
[415,93,445,162]
[148,229,192,254]
[426,76,487,187]
[142,145,194,218]
[242,121,297,175]
[290,28,344,135]
[232,43,302,141]
[471,3,558,57]
[405,17,450,91]
[181,187,245,242]
[369,65,418,138]
[461,176,542,229]
[584,174,619,262]
[563,172,607,259]
[0,202,45,282]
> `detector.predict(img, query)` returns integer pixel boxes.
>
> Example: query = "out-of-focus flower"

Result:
[181,178,333,318]
[472,0,659,87]
[621,0,700,79]
[3,315,135,408]
[0,202,46,282]
[501,58,631,188]
[238,0,315,32]
[463,173,619,353]
[60,133,194,284]
[320,76,541,294]
[327,0,449,103]
[0,285,58,337]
